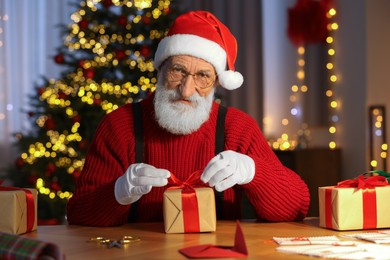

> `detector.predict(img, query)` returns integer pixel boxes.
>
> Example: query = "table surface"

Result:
[23,218,363,259]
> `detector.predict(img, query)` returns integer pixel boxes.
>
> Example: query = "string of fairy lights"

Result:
[270,5,339,151]
[326,7,339,150]
[270,45,307,151]
[369,107,388,169]
[19,0,171,201]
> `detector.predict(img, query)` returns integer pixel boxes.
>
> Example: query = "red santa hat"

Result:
[154,11,244,90]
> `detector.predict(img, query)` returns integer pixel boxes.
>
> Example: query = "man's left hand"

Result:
[201,150,255,192]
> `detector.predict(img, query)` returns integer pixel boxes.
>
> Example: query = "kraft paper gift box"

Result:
[0,187,38,234]
[163,187,216,233]
[319,175,390,231]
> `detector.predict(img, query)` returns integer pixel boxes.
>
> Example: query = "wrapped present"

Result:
[0,186,38,234]
[319,175,390,230]
[163,171,216,233]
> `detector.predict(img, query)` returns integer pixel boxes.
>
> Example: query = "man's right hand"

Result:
[115,163,170,205]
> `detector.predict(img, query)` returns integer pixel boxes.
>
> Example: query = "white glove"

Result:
[201,150,255,192]
[115,163,170,205]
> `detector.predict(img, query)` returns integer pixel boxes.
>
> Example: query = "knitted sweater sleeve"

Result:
[66,105,134,226]
[225,108,310,221]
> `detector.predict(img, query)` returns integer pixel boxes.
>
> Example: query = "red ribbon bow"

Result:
[336,175,388,189]
[167,170,207,190]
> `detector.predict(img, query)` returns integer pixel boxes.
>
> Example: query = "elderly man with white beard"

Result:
[66,11,310,226]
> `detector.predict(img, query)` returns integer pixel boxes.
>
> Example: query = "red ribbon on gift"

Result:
[325,175,388,229]
[0,183,36,232]
[336,175,388,189]
[167,170,207,233]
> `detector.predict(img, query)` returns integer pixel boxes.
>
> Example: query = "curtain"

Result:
[0,0,76,177]
[180,0,264,128]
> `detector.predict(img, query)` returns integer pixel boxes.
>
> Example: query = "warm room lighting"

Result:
[271,2,338,151]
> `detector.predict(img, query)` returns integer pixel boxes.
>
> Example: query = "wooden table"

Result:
[24,218,357,259]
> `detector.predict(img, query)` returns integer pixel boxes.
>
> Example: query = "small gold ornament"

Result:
[88,235,141,249]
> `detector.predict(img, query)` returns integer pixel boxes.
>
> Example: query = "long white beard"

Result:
[154,80,214,135]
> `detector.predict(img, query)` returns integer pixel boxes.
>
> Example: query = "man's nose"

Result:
[179,75,197,98]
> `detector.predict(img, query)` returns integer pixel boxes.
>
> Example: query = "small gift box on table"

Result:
[319,174,390,231]
[0,186,38,234]
[163,171,216,234]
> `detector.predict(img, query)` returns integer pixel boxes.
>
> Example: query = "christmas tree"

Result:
[7,0,180,224]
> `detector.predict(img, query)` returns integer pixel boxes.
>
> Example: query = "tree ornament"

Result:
[72,114,81,123]
[117,15,127,27]
[37,87,45,96]
[72,170,82,181]
[101,0,113,8]
[45,117,56,130]
[79,60,86,68]
[93,97,102,106]
[58,91,68,100]
[115,49,126,60]
[142,15,151,25]
[78,19,89,30]
[139,45,151,58]
[50,181,61,192]
[78,140,89,150]
[45,163,56,176]
[15,157,24,169]
[83,68,95,79]
[28,175,38,185]
[54,53,65,64]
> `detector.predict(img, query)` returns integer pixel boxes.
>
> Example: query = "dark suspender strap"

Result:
[215,105,227,155]
[128,102,143,222]
[133,102,143,163]
[215,105,227,219]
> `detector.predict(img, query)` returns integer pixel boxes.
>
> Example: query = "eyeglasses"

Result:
[166,65,216,90]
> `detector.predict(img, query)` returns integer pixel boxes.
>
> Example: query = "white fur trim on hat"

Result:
[155,34,226,73]
[154,34,243,90]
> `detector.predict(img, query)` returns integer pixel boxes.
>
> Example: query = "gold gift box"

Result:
[163,187,216,233]
[0,188,38,234]
[319,186,390,230]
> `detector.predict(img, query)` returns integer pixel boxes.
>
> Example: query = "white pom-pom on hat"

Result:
[154,11,244,90]
[218,70,244,90]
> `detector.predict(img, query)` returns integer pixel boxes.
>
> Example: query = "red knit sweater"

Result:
[66,94,310,226]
